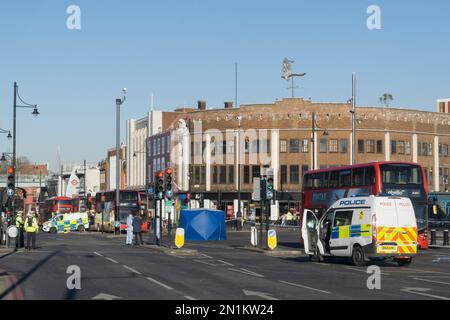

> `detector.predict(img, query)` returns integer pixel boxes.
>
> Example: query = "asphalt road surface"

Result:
[0,229,449,300]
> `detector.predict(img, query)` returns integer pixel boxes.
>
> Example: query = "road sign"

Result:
[7,226,18,238]
[148,187,154,195]
[252,177,261,201]
[267,229,277,250]
[175,228,185,248]
[250,226,258,247]
[6,188,14,197]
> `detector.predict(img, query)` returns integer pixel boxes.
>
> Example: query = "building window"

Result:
[329,139,338,153]
[301,139,309,153]
[339,139,347,153]
[376,140,383,154]
[243,165,250,184]
[391,141,397,155]
[252,166,260,179]
[290,165,299,184]
[290,139,299,153]
[261,139,270,154]
[227,140,234,154]
[405,141,411,155]
[301,165,309,175]
[212,166,218,185]
[244,138,250,153]
[358,140,364,154]
[426,142,433,156]
[280,165,287,184]
[161,137,165,154]
[320,139,327,153]
[439,144,449,157]
[251,139,259,154]
[194,166,200,185]
[398,141,405,155]
[280,139,287,153]
[366,140,375,153]
[201,166,206,185]
[228,165,234,184]
[219,166,227,184]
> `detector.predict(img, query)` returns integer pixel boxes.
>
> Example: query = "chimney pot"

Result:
[197,100,206,110]
[224,101,233,109]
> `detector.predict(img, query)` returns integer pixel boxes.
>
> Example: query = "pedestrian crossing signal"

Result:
[7,166,15,195]
[165,167,173,199]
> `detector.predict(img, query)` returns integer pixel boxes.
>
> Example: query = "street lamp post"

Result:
[236,115,242,230]
[12,82,39,225]
[115,89,127,235]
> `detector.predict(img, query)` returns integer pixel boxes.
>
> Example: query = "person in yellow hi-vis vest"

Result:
[24,213,39,251]
[15,211,25,248]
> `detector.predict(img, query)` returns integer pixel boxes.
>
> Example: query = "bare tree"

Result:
[379,93,394,108]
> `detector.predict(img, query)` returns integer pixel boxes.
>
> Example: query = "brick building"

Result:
[166,98,450,219]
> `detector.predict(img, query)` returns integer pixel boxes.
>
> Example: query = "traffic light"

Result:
[165,167,173,199]
[266,172,274,200]
[155,171,164,199]
[6,166,15,198]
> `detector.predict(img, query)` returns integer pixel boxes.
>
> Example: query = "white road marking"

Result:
[228,268,264,278]
[146,277,174,290]
[404,267,450,275]
[105,257,119,264]
[413,278,450,286]
[93,252,103,257]
[401,287,450,300]
[123,265,141,275]
[201,254,213,259]
[217,260,234,266]
[345,266,391,276]
[184,295,196,300]
[279,280,332,294]
[243,289,279,300]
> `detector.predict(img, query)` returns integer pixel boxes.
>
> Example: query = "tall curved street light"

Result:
[12,82,39,223]
[115,88,127,234]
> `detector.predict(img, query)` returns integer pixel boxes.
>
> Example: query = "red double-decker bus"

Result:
[38,196,75,225]
[302,161,429,249]
[94,190,149,232]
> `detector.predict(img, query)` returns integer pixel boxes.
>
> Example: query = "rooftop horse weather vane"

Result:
[282,58,306,98]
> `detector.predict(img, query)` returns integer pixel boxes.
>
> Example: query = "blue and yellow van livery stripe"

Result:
[332,224,372,239]
[54,216,88,232]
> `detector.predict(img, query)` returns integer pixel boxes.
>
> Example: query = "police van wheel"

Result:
[50,227,57,234]
[78,225,85,232]
[352,245,367,266]
[396,258,412,267]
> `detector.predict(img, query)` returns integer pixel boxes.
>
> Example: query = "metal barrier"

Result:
[444,229,449,246]
[430,229,436,245]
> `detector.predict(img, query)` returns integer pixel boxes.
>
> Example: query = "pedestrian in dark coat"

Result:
[132,213,143,245]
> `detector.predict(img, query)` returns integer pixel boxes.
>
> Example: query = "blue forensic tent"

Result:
[179,209,226,241]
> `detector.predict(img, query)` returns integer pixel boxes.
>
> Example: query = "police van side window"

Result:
[333,210,353,227]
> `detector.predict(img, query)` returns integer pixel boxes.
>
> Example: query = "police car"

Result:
[302,195,418,266]
[42,212,89,233]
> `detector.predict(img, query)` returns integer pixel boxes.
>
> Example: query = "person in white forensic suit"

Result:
[126,212,134,246]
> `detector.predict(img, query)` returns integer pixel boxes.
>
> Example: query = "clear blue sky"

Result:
[0,0,449,172]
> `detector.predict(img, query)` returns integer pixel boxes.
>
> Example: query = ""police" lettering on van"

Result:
[339,199,366,206]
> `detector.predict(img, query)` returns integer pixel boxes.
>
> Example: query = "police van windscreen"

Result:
[380,164,423,186]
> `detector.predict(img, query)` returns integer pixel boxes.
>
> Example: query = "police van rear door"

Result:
[302,209,318,255]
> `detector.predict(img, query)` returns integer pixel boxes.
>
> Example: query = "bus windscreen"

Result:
[380,164,423,185]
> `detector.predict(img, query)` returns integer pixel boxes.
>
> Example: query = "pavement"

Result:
[0,229,449,300]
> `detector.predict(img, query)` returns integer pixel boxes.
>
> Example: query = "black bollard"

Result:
[443,229,449,246]
[430,229,437,245]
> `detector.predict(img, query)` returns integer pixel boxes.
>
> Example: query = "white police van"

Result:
[302,195,418,266]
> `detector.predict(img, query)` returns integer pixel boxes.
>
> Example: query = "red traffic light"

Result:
[165,167,173,175]
[157,171,164,178]
[7,166,14,175]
